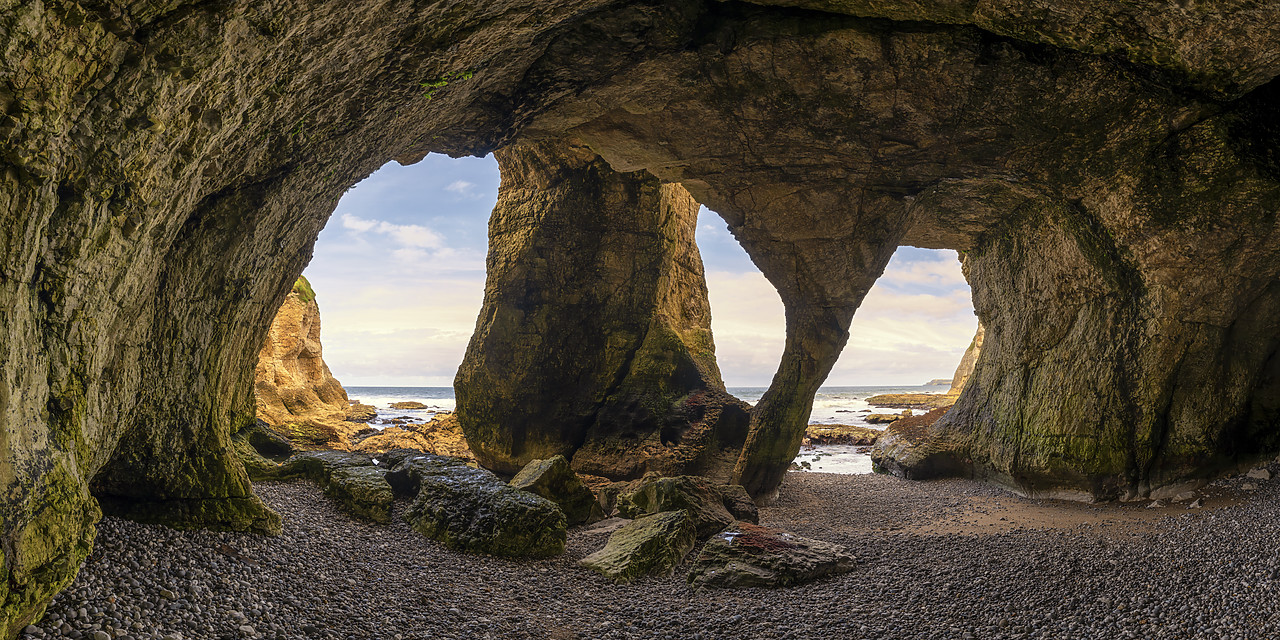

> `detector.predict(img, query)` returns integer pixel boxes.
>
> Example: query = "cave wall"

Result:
[455,139,749,481]
[1,0,1278,633]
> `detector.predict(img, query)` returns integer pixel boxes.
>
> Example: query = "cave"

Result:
[4,0,1280,634]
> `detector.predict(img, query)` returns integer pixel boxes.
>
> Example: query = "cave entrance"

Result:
[695,208,979,474]
[254,154,499,451]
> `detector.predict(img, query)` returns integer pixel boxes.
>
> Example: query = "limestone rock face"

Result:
[948,323,985,396]
[4,0,1280,630]
[579,511,697,583]
[255,277,360,446]
[455,140,750,480]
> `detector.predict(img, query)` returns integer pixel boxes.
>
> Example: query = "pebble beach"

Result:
[21,467,1280,640]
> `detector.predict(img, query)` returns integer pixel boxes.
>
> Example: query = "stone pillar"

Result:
[455,139,749,480]
[719,191,914,501]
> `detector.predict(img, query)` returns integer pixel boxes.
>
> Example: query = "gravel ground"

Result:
[20,466,1280,640]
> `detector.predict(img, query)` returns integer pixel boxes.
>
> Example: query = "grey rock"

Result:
[579,511,696,583]
[509,455,605,525]
[688,522,856,589]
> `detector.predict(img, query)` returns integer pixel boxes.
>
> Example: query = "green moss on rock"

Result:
[579,511,696,583]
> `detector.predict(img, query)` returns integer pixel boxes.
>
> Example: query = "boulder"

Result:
[1246,467,1273,481]
[395,457,567,558]
[390,401,428,410]
[345,402,379,423]
[276,451,376,484]
[383,453,475,496]
[688,522,857,589]
[510,456,605,525]
[864,414,903,425]
[244,421,295,458]
[579,511,696,583]
[713,484,760,524]
[616,476,756,538]
[804,424,882,445]
[324,467,393,524]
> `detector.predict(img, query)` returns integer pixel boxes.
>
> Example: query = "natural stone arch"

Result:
[3,0,1280,634]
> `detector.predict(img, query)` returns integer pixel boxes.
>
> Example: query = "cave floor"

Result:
[25,470,1280,640]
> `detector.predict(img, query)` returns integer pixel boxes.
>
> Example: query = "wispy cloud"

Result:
[340,213,444,248]
[445,180,477,197]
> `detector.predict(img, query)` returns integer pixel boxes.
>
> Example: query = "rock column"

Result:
[456,139,748,480]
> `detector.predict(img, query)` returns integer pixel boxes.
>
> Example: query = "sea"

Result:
[345,383,952,476]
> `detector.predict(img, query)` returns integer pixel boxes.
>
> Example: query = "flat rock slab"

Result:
[617,476,757,538]
[510,455,605,525]
[688,522,856,589]
[400,460,567,558]
[580,511,696,583]
[325,467,393,523]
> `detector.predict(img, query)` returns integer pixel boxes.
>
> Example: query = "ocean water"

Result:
[345,384,953,475]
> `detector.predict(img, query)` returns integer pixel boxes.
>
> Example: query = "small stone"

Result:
[1188,498,1203,509]
[158,589,176,600]
[1246,467,1272,481]
[1146,499,1166,508]
[1242,482,1257,491]
[237,624,256,637]
[93,632,110,640]
[1172,491,1196,503]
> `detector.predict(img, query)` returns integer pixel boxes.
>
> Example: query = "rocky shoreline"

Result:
[21,467,1280,640]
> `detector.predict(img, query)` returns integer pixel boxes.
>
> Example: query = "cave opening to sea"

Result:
[694,210,979,474]
[285,150,977,477]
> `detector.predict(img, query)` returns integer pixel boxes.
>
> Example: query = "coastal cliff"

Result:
[253,277,366,448]
[254,277,360,445]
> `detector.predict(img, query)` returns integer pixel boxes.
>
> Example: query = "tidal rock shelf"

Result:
[21,471,1280,640]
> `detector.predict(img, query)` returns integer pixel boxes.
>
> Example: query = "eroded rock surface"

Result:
[455,139,750,480]
[255,277,364,447]
[687,522,857,589]
[510,456,605,525]
[4,0,1280,630]
[579,511,696,583]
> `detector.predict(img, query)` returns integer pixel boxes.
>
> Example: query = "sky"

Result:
[303,154,979,387]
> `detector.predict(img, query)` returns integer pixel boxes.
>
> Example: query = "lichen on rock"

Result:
[579,511,697,583]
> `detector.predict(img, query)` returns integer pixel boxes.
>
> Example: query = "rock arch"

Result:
[2,0,1279,633]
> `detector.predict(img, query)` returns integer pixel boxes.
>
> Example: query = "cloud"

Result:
[339,213,444,249]
[445,180,477,197]
[701,253,977,386]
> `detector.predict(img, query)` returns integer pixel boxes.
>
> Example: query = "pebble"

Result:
[19,471,1280,640]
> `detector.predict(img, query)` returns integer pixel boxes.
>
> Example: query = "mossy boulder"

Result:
[403,464,567,558]
[687,522,856,589]
[245,421,295,458]
[324,467,393,523]
[616,476,756,538]
[275,451,376,484]
[383,452,475,496]
[579,511,696,583]
[510,456,605,525]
